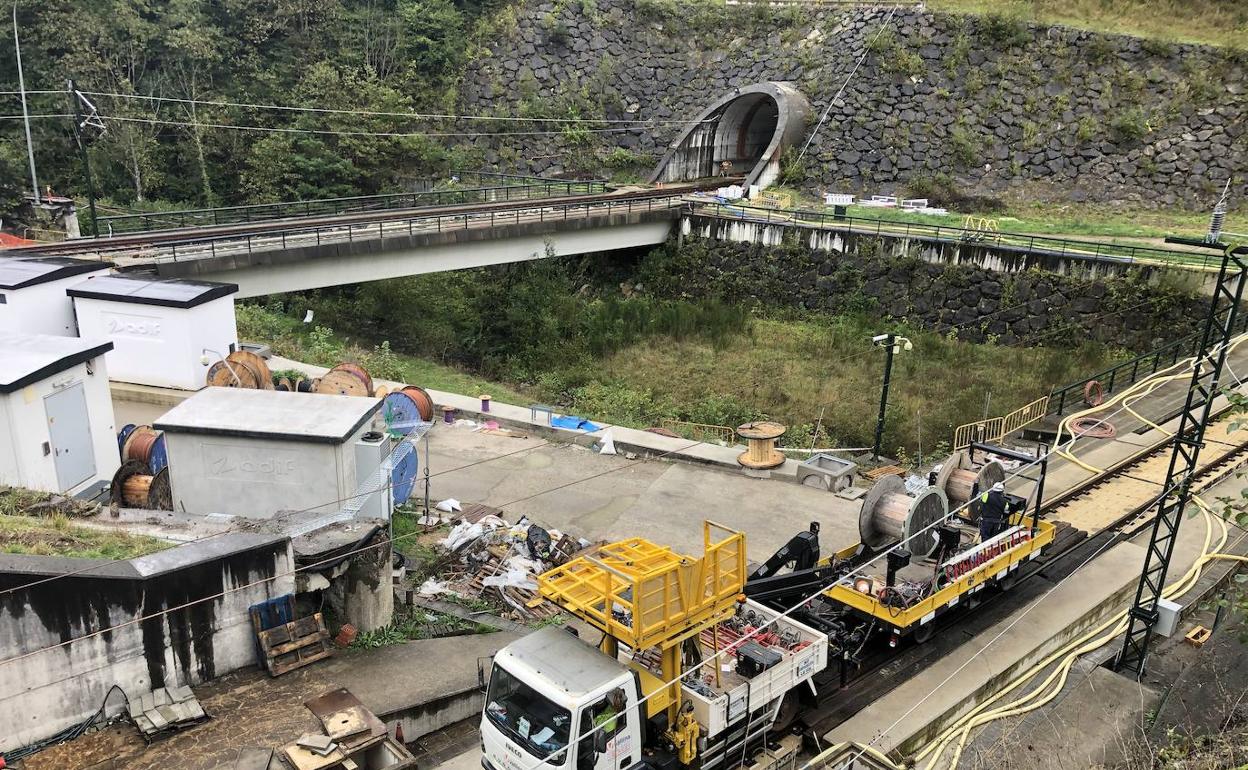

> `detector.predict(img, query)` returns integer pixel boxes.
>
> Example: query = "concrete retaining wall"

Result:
[0,533,295,753]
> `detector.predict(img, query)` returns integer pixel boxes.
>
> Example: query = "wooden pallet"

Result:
[863,465,906,481]
[257,612,333,676]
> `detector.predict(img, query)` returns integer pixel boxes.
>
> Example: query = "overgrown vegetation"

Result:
[239,246,1130,458]
[0,488,169,559]
[351,606,493,649]
[928,0,1248,49]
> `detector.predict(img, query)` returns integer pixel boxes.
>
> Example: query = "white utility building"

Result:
[68,274,240,390]
[0,257,111,336]
[0,332,119,496]
[154,388,390,520]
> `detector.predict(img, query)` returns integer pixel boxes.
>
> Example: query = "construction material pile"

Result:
[418,505,597,623]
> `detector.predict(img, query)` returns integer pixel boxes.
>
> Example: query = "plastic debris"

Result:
[436,498,463,513]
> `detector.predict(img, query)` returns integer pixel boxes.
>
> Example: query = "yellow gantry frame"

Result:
[824,517,1056,631]
[536,520,747,721]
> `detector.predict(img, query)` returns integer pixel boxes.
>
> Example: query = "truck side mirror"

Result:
[477,656,493,691]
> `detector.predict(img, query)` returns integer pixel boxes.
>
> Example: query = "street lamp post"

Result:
[872,333,912,461]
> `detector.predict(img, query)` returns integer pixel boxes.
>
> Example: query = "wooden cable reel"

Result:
[109,461,173,510]
[314,369,371,397]
[858,474,949,557]
[205,350,273,389]
[331,363,373,395]
[935,450,1006,521]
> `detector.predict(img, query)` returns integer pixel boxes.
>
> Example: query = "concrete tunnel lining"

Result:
[649,81,812,192]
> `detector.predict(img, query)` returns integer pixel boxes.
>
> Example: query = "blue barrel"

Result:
[116,424,136,460]
[391,441,419,505]
[382,391,425,436]
[147,433,169,474]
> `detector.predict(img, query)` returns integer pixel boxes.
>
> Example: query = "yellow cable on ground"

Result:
[918,495,1240,769]
[1053,332,1248,475]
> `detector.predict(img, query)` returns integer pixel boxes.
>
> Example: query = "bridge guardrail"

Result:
[97,173,608,235]
[689,202,1221,271]
[65,192,686,264]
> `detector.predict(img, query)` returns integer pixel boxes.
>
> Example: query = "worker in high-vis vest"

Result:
[979,481,1009,541]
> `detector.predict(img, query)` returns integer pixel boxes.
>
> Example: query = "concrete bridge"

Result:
[5,190,1219,298]
[8,190,688,298]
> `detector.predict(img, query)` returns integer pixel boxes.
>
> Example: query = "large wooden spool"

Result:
[205,350,273,389]
[110,461,173,510]
[314,369,371,397]
[858,474,949,556]
[736,421,787,470]
[331,363,373,395]
[935,450,1006,520]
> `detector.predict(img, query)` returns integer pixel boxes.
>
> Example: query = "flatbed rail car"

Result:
[820,516,1056,646]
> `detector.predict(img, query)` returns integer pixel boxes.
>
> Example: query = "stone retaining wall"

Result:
[640,233,1206,349]
[463,0,1247,207]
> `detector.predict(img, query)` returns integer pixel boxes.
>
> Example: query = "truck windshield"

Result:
[485,663,572,761]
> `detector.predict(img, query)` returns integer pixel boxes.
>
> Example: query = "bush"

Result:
[1110,107,1149,142]
[949,126,980,167]
[979,12,1030,49]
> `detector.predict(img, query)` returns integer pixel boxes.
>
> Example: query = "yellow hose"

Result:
[1054,332,1248,475]
[919,495,1239,769]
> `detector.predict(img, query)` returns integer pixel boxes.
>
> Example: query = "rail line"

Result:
[802,406,1248,742]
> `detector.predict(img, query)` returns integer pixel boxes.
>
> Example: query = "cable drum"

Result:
[399,386,435,422]
[859,474,949,556]
[936,450,1005,520]
[109,460,173,510]
[391,441,419,505]
[116,424,136,461]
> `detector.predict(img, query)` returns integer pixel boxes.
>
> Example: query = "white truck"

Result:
[480,524,829,770]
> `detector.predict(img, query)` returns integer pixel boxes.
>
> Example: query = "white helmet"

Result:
[992,482,1005,493]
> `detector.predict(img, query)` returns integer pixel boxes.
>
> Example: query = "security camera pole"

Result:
[872,333,911,461]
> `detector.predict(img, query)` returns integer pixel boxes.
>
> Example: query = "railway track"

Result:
[3,180,726,259]
[801,407,1248,741]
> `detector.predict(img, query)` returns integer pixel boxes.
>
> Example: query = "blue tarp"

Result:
[551,415,602,432]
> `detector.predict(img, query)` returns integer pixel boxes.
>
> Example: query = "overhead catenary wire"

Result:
[75,90,704,126]
[796,5,898,163]
[91,114,657,138]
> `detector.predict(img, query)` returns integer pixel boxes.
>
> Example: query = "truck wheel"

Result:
[997,572,1018,591]
[773,691,802,733]
[913,623,936,645]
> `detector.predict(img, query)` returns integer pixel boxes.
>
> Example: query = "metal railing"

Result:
[689,202,1223,271]
[96,172,608,235]
[78,193,684,264]
[1046,315,1248,416]
[953,394,1050,449]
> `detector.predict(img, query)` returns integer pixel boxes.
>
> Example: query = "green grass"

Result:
[767,186,1244,244]
[236,298,1126,461]
[0,513,170,560]
[927,0,1248,49]
[571,315,1125,461]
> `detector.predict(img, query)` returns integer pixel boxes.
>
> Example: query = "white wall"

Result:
[72,295,239,390]
[0,537,295,754]
[0,269,109,336]
[193,220,675,298]
[0,354,120,495]
[165,429,361,518]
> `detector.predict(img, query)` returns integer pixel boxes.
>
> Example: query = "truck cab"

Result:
[482,627,644,770]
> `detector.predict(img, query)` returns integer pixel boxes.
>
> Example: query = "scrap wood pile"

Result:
[418,505,600,623]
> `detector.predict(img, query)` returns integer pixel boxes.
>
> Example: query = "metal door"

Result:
[45,383,95,491]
